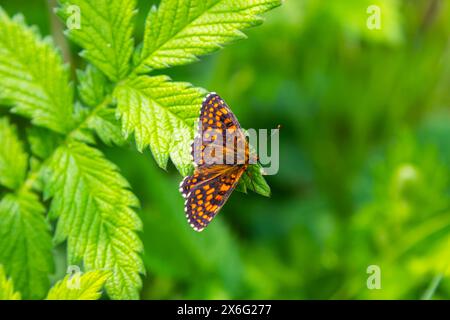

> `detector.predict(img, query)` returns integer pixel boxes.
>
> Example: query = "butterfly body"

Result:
[179,93,253,232]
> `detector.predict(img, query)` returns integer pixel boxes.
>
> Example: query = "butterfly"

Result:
[179,92,256,232]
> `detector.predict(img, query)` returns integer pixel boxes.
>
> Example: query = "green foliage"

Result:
[0,118,27,189]
[77,65,126,146]
[158,0,448,299]
[0,0,276,299]
[114,75,206,174]
[0,265,21,300]
[107,149,243,299]
[0,117,53,299]
[43,141,143,299]
[46,271,109,300]
[86,107,127,146]
[311,0,403,43]
[0,8,74,134]
[58,0,136,82]
[0,189,53,299]
[77,65,109,108]
[1,0,450,301]
[237,164,271,196]
[135,0,281,72]
[27,127,63,160]
[346,132,450,299]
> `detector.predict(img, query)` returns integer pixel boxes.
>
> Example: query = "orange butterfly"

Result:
[179,93,256,231]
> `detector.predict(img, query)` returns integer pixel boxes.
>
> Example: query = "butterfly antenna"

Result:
[270,124,282,138]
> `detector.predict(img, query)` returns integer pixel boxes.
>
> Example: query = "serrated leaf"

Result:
[87,107,126,146]
[27,126,63,160]
[0,8,74,133]
[58,0,136,81]
[46,270,109,300]
[238,129,271,196]
[114,75,206,174]
[76,65,125,146]
[67,103,99,145]
[134,0,281,72]
[0,117,28,190]
[77,65,109,107]
[239,164,271,197]
[0,189,53,299]
[43,141,144,299]
[0,265,21,300]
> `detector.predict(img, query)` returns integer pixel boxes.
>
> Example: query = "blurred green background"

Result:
[1,0,450,299]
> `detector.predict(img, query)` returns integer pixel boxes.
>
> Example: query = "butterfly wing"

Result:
[180,165,246,232]
[180,93,252,231]
[179,168,222,197]
[192,93,248,167]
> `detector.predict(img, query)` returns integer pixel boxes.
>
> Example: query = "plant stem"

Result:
[47,0,72,64]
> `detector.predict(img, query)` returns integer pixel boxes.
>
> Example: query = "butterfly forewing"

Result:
[192,93,248,167]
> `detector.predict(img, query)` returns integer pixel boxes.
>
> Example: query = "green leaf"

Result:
[114,75,206,175]
[76,65,125,146]
[27,126,63,160]
[0,8,74,133]
[58,0,136,81]
[46,270,109,300]
[77,65,109,107]
[87,107,127,146]
[43,141,144,299]
[238,164,271,197]
[0,265,21,300]
[237,129,271,196]
[134,0,282,73]
[0,118,28,190]
[0,189,53,299]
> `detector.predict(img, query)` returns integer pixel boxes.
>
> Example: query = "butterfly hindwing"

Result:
[182,166,246,232]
